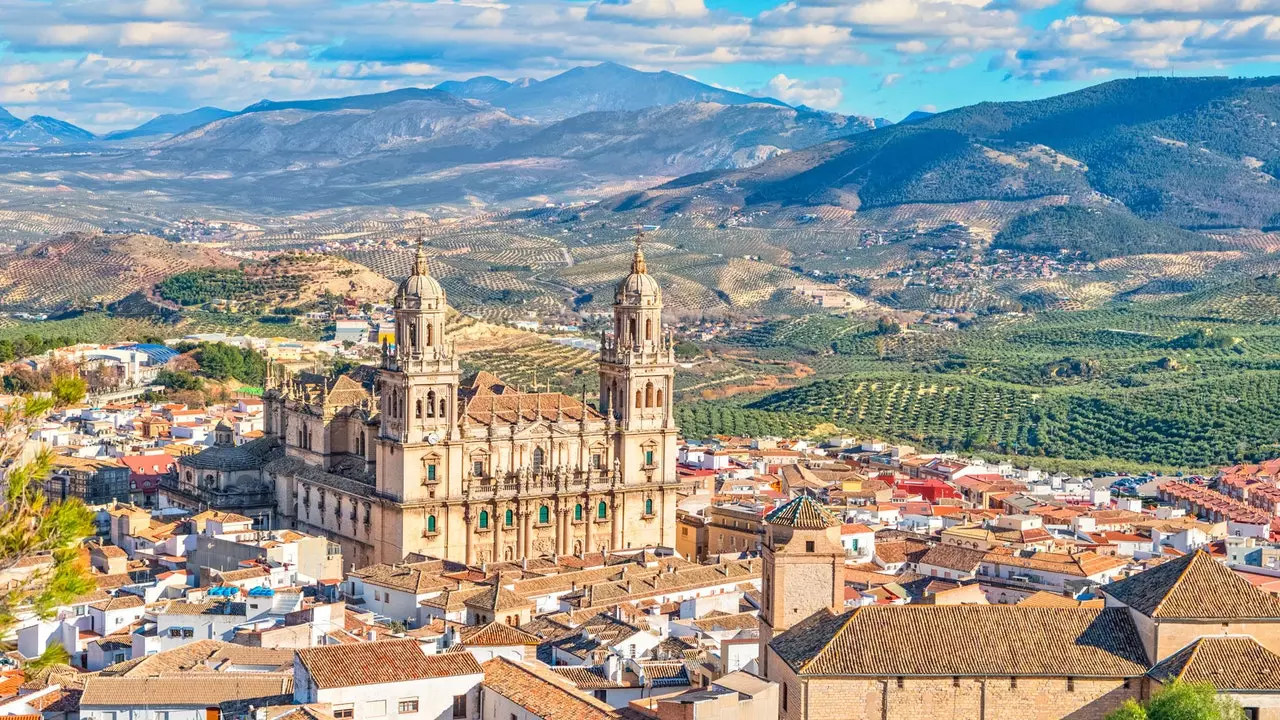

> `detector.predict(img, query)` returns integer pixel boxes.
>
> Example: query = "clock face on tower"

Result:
[426,431,440,445]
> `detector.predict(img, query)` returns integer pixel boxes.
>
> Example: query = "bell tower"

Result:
[758,496,844,679]
[376,242,460,504]
[598,236,675,432]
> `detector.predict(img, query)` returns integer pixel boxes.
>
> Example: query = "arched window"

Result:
[478,510,489,530]
[628,318,637,342]
[426,515,437,534]
[598,501,608,519]
[645,382,654,407]
[440,398,447,417]
[645,498,654,516]
[426,391,436,418]
[574,503,583,521]
[415,399,423,419]
[532,447,545,472]
[538,506,550,524]
[635,390,643,408]
[505,509,514,527]
[656,389,663,408]
[426,323,433,346]
[645,318,653,340]
[409,321,418,350]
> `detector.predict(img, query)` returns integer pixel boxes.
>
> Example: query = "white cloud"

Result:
[752,73,844,109]
[3,0,1280,129]
[878,72,903,88]
[587,0,710,21]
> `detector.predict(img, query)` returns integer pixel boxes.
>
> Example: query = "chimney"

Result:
[605,654,621,682]
[367,629,377,641]
[522,557,528,571]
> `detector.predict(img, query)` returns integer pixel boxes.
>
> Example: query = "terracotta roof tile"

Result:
[1148,636,1280,690]
[459,621,541,647]
[1103,550,1280,619]
[81,675,292,707]
[481,658,616,720]
[297,639,481,689]
[764,496,838,529]
[771,605,1149,678]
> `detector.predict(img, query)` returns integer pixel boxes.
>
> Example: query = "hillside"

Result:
[0,234,237,310]
[38,98,872,210]
[992,205,1223,260]
[104,107,234,141]
[615,76,1280,231]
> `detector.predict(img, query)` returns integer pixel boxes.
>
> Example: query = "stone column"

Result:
[464,507,475,566]
[493,504,503,562]
[522,504,533,559]
[558,508,570,556]
[584,499,593,555]
[611,494,622,550]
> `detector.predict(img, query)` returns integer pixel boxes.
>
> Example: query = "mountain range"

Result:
[5,69,1280,236]
[0,62,798,146]
[607,76,1280,230]
[0,63,878,210]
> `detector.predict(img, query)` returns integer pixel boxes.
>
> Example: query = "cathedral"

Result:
[176,241,684,568]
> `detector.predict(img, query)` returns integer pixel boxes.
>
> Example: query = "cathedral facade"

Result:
[251,243,683,568]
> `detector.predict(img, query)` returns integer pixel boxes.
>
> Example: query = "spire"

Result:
[413,235,430,277]
[631,231,647,275]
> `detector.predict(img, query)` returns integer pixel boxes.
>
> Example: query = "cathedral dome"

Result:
[398,244,445,302]
[615,243,662,302]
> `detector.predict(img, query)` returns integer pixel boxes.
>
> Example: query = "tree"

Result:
[50,375,87,406]
[1106,682,1245,720]
[0,394,95,670]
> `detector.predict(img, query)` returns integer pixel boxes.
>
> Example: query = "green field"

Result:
[680,298,1280,470]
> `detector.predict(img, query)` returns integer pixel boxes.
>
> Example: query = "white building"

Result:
[294,638,485,720]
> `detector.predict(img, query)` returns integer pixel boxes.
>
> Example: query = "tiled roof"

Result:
[550,666,627,690]
[464,585,531,612]
[90,594,144,612]
[462,389,602,427]
[352,560,460,594]
[420,586,491,612]
[459,621,541,647]
[874,539,930,566]
[764,496,838,529]
[1148,636,1280,690]
[1016,591,1103,609]
[158,599,245,616]
[637,661,690,687]
[297,639,482,689]
[771,605,1149,678]
[81,675,293,707]
[100,640,294,676]
[547,613,646,662]
[982,549,1126,578]
[916,544,986,573]
[481,658,616,720]
[690,612,760,633]
[1103,550,1280,619]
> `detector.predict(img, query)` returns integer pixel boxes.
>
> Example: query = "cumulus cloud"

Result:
[2,0,1280,129]
[587,0,709,22]
[878,72,903,88]
[752,73,844,109]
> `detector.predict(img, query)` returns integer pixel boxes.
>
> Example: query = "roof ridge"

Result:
[1177,637,1205,683]
[799,607,862,675]
[1153,550,1206,617]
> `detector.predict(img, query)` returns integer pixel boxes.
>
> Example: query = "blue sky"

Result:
[2,0,1279,132]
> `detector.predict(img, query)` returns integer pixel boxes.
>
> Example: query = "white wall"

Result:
[83,706,206,720]
[312,673,483,720]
